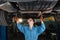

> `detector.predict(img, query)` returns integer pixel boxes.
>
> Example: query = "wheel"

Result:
[0,10,8,26]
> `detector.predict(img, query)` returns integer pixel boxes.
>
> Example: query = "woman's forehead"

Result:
[28,18,33,20]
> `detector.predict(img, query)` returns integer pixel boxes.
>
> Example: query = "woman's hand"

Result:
[13,17,18,22]
[13,17,23,23]
[40,15,43,23]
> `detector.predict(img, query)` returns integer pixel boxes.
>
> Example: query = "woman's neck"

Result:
[29,25,33,30]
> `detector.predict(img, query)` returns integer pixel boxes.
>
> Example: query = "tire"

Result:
[0,10,8,26]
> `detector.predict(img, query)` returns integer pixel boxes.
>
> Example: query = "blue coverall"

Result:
[17,22,45,40]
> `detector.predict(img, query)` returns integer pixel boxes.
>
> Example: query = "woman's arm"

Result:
[13,17,25,33]
[17,22,25,33]
[37,15,46,35]
[37,21,45,35]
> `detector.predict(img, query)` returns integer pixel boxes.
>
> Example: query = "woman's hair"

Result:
[26,18,35,26]
[27,18,35,23]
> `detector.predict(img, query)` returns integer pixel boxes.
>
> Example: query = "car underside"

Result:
[0,0,59,26]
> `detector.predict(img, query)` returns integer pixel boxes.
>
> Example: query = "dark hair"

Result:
[26,18,35,26]
[28,18,35,22]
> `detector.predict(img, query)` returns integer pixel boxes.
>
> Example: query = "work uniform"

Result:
[17,22,45,40]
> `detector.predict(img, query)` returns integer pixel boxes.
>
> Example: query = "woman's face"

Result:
[28,18,34,26]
